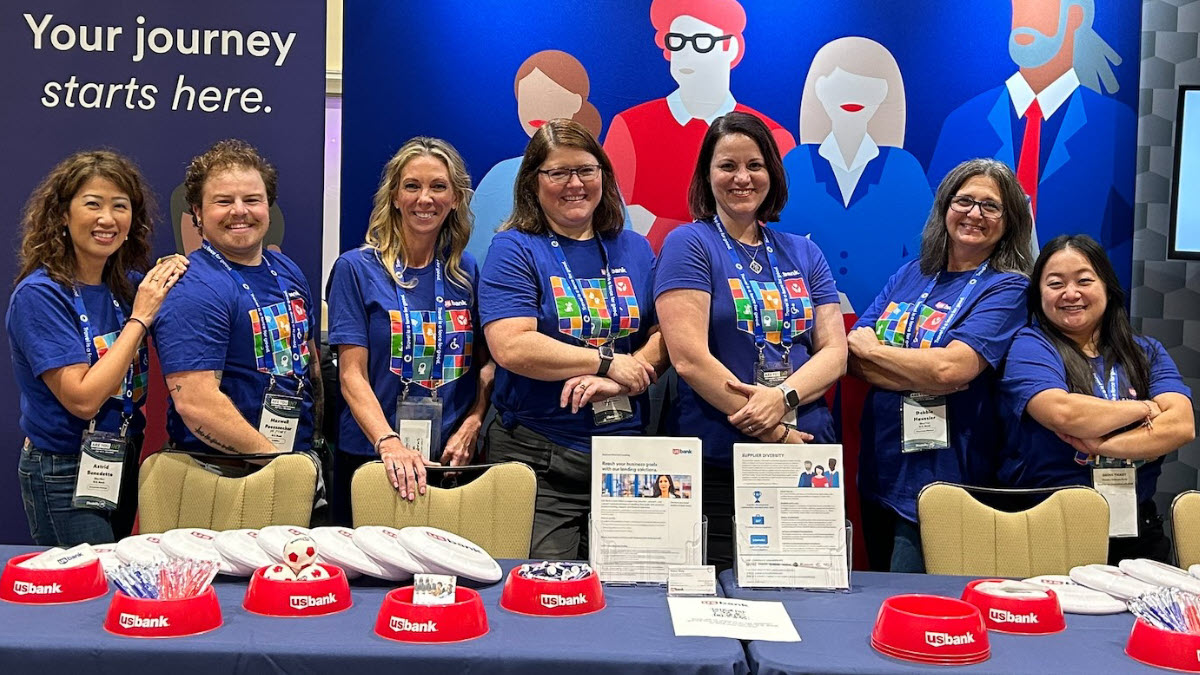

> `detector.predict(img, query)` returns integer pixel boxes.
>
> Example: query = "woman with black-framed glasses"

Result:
[479,118,668,561]
[846,158,1034,573]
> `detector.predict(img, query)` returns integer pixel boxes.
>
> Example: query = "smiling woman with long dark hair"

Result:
[998,234,1194,563]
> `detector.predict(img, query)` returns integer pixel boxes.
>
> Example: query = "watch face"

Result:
[784,388,801,408]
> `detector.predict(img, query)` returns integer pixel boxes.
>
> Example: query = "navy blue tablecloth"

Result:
[719,569,1163,674]
[0,546,748,675]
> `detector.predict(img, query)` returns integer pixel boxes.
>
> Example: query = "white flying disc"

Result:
[92,544,121,575]
[256,525,312,562]
[1190,564,1200,579]
[309,526,386,579]
[1119,558,1200,594]
[1070,564,1157,600]
[115,534,168,565]
[1023,575,1127,615]
[214,529,274,576]
[159,527,235,574]
[397,526,502,583]
[352,526,425,580]
[973,579,1050,599]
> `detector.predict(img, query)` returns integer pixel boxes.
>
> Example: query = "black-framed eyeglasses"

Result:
[537,165,601,184]
[949,195,1004,219]
[664,32,733,54]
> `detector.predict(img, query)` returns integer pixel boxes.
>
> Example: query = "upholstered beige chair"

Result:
[918,482,1109,576]
[138,451,317,532]
[352,462,536,559]
[1173,491,1200,568]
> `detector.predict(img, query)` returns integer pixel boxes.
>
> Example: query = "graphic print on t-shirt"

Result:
[728,277,814,343]
[551,274,640,346]
[93,331,149,401]
[249,298,311,375]
[874,300,948,348]
[388,304,473,387]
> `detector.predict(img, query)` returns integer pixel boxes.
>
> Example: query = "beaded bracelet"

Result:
[374,431,401,453]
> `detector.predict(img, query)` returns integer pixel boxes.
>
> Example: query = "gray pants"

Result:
[485,420,590,561]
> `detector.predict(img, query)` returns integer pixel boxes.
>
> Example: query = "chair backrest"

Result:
[351,462,536,559]
[918,482,1109,576]
[1173,491,1200,568]
[138,451,317,532]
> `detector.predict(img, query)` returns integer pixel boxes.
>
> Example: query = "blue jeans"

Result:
[18,442,116,546]
[861,498,926,573]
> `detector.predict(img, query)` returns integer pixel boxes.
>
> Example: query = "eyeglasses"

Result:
[664,32,733,54]
[949,195,1004,219]
[537,165,601,184]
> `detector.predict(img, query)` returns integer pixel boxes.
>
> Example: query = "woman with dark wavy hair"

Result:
[480,118,667,560]
[6,150,187,545]
[999,234,1194,563]
[847,158,1033,573]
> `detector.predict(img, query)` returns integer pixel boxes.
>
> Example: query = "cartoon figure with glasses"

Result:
[927,0,1134,289]
[603,0,795,251]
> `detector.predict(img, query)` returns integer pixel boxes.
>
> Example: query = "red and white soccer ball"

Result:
[297,565,328,581]
[283,535,318,573]
[264,564,298,581]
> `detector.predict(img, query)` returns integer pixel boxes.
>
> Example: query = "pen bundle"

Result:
[517,561,593,581]
[1128,588,1200,634]
[107,558,220,600]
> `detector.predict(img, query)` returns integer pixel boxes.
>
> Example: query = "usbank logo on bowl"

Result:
[390,617,437,633]
[540,593,587,608]
[989,608,1038,624]
[924,631,976,647]
[426,531,483,554]
[119,613,169,629]
[12,581,62,595]
[290,593,337,610]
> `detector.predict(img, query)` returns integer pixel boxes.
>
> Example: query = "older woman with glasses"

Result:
[847,158,1033,573]
[480,118,668,561]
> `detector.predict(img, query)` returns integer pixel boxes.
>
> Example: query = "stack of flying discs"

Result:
[352,526,428,581]
[1070,564,1157,600]
[160,527,236,575]
[1120,559,1200,594]
[114,533,168,565]
[1023,575,1127,614]
[397,526,502,583]
[311,526,391,580]
[213,529,275,576]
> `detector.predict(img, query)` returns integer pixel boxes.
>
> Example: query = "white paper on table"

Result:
[590,437,703,584]
[667,596,801,642]
[733,443,849,589]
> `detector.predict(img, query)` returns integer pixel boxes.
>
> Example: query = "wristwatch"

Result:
[596,344,615,377]
[778,383,801,410]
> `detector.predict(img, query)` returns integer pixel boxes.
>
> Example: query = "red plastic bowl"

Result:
[500,566,605,616]
[243,564,352,617]
[1126,618,1200,672]
[872,594,989,661]
[0,552,108,605]
[961,579,1066,635]
[374,586,487,643]
[104,586,222,638]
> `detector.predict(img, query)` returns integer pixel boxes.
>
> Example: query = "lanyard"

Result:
[71,285,135,434]
[394,258,446,397]
[1092,366,1119,401]
[545,232,624,347]
[904,263,989,349]
[713,214,795,360]
[201,241,305,387]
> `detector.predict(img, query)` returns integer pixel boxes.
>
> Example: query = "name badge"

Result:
[396,395,443,461]
[73,430,127,511]
[593,394,633,426]
[259,391,302,453]
[901,393,949,452]
[754,360,789,387]
[1092,466,1138,538]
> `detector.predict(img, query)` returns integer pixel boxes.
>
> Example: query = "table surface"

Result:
[0,545,748,675]
[719,569,1164,675]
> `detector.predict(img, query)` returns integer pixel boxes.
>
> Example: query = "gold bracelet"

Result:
[1141,401,1155,430]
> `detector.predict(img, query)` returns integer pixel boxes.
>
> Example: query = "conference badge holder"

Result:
[258,378,302,454]
[900,393,949,453]
[74,420,128,511]
[593,394,633,426]
[1092,461,1138,538]
[396,392,442,461]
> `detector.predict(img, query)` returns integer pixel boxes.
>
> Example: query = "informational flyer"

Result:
[667,597,801,642]
[733,443,848,589]
[590,437,703,584]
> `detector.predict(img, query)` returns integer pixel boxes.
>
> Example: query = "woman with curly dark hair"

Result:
[6,150,187,545]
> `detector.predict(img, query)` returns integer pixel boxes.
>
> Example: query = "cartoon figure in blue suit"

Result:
[777,37,932,315]
[927,0,1134,290]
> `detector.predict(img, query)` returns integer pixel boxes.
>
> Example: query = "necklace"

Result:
[734,236,763,274]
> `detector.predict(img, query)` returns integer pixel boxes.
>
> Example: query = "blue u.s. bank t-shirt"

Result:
[479,228,656,452]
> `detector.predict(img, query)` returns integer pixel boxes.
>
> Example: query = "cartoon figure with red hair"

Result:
[603,0,795,251]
